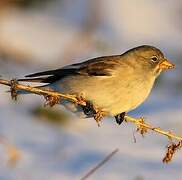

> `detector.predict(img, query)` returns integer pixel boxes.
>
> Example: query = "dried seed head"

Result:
[44,95,60,107]
[163,141,182,163]
[136,117,148,137]
[10,79,18,101]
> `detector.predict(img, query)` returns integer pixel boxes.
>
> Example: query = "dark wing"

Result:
[18,68,79,83]
[18,55,121,83]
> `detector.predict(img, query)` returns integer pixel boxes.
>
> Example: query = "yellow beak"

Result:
[159,59,175,70]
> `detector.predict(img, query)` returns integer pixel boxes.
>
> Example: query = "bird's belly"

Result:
[107,80,154,115]
[85,78,154,116]
[50,75,154,116]
[106,88,151,115]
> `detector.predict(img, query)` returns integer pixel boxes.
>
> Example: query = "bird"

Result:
[18,45,175,125]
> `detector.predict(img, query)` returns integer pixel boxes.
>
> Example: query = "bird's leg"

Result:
[77,93,95,116]
[81,101,107,126]
[82,102,107,126]
[78,92,107,126]
[115,112,126,125]
[82,101,96,117]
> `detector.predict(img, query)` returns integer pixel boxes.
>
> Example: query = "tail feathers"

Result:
[18,75,59,84]
[25,69,60,77]
[18,77,47,83]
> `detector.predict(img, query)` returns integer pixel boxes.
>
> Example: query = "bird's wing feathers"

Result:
[77,60,117,76]
[18,55,121,83]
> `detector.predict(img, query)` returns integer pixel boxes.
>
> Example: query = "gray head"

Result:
[123,45,175,76]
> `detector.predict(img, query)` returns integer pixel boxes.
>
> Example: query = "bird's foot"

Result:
[78,92,107,126]
[115,112,126,125]
[78,93,96,116]
[81,100,107,126]
[82,101,95,117]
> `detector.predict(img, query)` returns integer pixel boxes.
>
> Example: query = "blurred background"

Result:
[0,0,182,179]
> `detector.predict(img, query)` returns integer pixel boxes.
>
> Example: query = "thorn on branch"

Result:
[163,141,182,163]
[10,79,18,101]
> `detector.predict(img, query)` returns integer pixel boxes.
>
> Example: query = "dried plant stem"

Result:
[124,116,182,163]
[124,115,182,141]
[80,148,119,180]
[0,79,86,106]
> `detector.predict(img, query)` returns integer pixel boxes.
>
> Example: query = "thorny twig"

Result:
[0,78,182,163]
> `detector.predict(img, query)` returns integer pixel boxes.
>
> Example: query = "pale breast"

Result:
[108,75,155,115]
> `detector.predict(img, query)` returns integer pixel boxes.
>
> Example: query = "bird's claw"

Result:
[115,112,126,125]
[80,98,107,126]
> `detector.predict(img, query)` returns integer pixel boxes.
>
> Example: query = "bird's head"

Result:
[124,45,175,77]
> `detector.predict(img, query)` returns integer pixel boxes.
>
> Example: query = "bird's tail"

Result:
[15,77,49,95]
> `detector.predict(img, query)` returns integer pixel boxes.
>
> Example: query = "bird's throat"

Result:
[154,67,162,77]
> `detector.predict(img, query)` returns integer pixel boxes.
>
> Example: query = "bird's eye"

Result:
[151,56,158,62]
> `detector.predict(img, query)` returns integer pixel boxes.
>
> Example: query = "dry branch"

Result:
[0,78,182,163]
[0,79,86,106]
[124,116,182,141]
[124,116,182,163]
[80,148,119,180]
